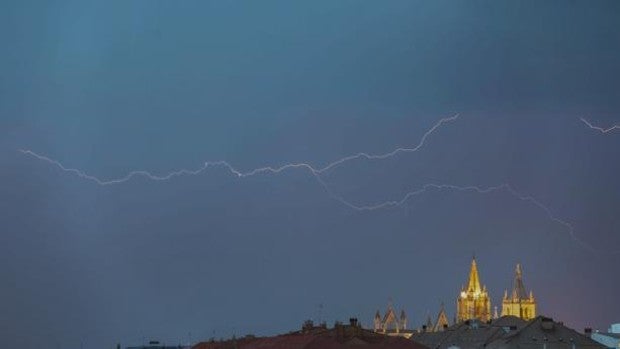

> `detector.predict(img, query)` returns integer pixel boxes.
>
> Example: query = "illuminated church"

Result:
[454,258,536,323]
[456,258,492,322]
[373,301,415,338]
[372,258,537,333]
[501,263,536,320]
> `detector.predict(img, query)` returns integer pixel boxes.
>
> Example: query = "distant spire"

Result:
[425,314,434,331]
[511,263,528,300]
[400,310,408,330]
[467,257,482,293]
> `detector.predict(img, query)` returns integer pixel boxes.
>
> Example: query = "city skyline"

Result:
[1,1,619,348]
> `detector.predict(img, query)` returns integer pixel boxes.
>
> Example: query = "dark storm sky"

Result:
[1,1,620,348]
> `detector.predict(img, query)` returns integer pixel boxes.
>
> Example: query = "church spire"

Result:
[511,263,528,300]
[501,263,537,320]
[425,314,434,332]
[467,257,482,293]
[457,256,491,323]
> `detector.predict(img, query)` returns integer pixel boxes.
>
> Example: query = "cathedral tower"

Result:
[456,258,491,322]
[501,263,536,320]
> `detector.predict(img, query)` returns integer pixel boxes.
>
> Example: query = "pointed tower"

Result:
[456,257,492,322]
[374,310,382,331]
[400,310,408,330]
[433,303,450,332]
[467,258,482,294]
[425,314,434,332]
[382,302,398,332]
[372,300,414,337]
[501,263,536,320]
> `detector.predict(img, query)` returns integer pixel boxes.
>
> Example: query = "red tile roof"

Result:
[194,326,428,349]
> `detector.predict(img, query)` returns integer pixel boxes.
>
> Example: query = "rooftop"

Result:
[193,319,429,349]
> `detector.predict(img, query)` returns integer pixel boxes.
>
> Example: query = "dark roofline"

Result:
[498,315,606,347]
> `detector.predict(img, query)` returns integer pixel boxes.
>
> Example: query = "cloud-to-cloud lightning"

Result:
[20,113,603,254]
[580,117,620,134]
[19,114,460,184]
[337,183,598,253]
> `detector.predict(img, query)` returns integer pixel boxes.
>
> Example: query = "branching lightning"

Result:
[580,117,620,134]
[19,113,604,254]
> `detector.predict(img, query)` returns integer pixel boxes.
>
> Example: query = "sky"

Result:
[1,1,620,348]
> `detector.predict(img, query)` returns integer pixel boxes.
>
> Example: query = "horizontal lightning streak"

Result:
[19,114,459,184]
[19,113,605,254]
[580,117,620,134]
[335,183,598,253]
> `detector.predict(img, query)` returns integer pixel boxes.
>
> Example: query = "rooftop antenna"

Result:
[318,303,324,324]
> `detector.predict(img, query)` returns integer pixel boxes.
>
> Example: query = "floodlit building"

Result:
[501,264,537,320]
[456,258,492,323]
[373,301,415,338]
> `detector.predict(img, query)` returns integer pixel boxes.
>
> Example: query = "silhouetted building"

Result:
[192,318,428,349]
[413,316,526,349]
[126,340,189,349]
[486,317,605,349]
[413,316,605,349]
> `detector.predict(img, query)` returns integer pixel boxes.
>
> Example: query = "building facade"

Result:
[501,264,536,320]
[457,258,492,322]
[373,301,414,338]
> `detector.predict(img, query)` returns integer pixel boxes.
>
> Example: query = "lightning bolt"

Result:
[19,114,459,184]
[333,183,600,254]
[19,113,607,254]
[580,117,620,134]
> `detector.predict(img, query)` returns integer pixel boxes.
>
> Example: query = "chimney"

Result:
[584,328,592,337]
[349,318,358,327]
[302,320,314,332]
